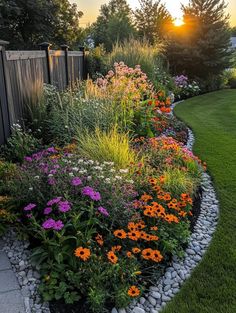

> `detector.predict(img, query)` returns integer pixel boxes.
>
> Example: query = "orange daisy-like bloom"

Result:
[74,247,91,261]
[150,226,158,231]
[149,178,158,185]
[114,229,127,239]
[128,231,141,241]
[140,193,153,202]
[142,248,153,260]
[111,245,122,252]
[152,250,163,262]
[136,220,146,230]
[149,235,159,241]
[165,214,179,223]
[132,247,141,254]
[163,193,171,201]
[179,211,187,217]
[143,207,156,218]
[128,222,137,231]
[128,286,140,297]
[126,251,132,258]
[95,234,104,246]
[107,251,118,264]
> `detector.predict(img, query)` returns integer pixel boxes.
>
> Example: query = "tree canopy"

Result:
[0,0,83,49]
[133,0,172,44]
[166,0,233,81]
[91,0,136,51]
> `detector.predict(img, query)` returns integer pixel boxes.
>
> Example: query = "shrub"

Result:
[174,75,201,100]
[86,46,108,79]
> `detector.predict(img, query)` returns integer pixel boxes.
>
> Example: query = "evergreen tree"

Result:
[133,0,172,44]
[166,0,233,82]
[91,0,136,51]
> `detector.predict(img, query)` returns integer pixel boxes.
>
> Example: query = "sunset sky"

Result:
[70,0,236,27]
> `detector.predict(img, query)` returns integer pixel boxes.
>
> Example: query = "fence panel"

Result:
[0,43,85,144]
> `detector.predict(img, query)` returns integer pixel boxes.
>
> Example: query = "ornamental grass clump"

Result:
[77,127,138,169]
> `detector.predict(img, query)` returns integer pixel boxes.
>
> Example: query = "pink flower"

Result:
[24,203,36,211]
[53,220,64,231]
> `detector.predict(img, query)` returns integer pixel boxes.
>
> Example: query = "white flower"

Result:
[78,159,84,163]
[98,175,104,179]
[29,187,33,191]
[48,174,53,177]
[72,167,79,172]
[126,179,134,184]
[110,168,116,173]
[65,125,69,129]
[34,176,40,179]
[119,169,129,173]
[88,160,94,164]
[87,176,92,181]
[105,178,111,183]
[115,176,122,180]
[93,166,103,171]
[104,161,114,166]
[69,172,74,177]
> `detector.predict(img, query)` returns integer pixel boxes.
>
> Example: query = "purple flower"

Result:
[26,214,33,218]
[71,177,82,186]
[58,201,71,213]
[53,220,64,231]
[44,207,52,215]
[91,191,101,201]
[97,206,109,217]
[47,197,62,206]
[42,218,56,229]
[82,186,101,201]
[47,147,57,153]
[24,203,36,211]
[82,186,94,196]
[48,178,56,185]
[49,169,57,175]
[24,156,32,162]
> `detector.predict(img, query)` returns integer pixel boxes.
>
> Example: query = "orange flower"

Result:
[132,247,141,254]
[142,248,153,260]
[179,211,187,217]
[74,247,91,261]
[163,193,171,201]
[149,178,158,185]
[114,229,127,239]
[128,231,141,241]
[95,234,104,246]
[128,286,140,297]
[136,220,146,230]
[140,193,153,202]
[107,251,118,264]
[165,214,179,223]
[152,250,163,262]
[150,226,158,231]
[128,222,137,231]
[111,245,122,252]
[126,251,132,258]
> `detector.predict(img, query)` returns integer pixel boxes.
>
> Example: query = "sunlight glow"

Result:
[173,18,185,27]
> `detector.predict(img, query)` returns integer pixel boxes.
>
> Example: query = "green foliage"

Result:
[0,124,41,163]
[134,0,172,44]
[0,0,83,49]
[77,127,138,169]
[91,0,136,51]
[107,39,164,81]
[166,0,233,81]
[86,46,108,79]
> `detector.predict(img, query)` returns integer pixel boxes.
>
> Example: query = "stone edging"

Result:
[112,128,219,313]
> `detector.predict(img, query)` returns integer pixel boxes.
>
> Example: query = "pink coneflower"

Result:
[97,206,109,217]
[71,177,82,186]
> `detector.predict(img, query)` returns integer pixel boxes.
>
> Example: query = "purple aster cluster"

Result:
[58,201,71,213]
[44,207,53,215]
[42,218,64,231]
[71,177,82,186]
[23,203,36,211]
[47,197,62,206]
[82,186,101,201]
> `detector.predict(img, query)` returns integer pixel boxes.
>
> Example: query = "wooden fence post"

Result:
[0,40,11,144]
[39,42,52,84]
[61,44,69,86]
[79,46,86,79]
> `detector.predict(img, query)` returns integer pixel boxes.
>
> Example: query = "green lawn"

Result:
[162,89,236,313]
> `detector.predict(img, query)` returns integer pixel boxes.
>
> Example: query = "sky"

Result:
[70,0,236,27]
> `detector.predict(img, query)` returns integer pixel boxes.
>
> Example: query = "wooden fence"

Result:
[0,40,85,145]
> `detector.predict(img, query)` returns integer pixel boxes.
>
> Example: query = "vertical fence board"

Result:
[0,46,84,144]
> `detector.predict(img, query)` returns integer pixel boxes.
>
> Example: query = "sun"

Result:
[173,18,185,27]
